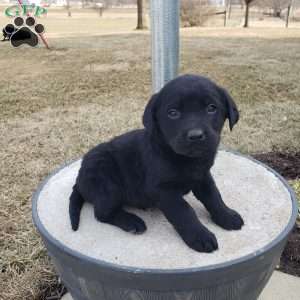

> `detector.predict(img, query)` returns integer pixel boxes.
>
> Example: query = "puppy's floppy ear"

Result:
[218,87,239,131]
[143,93,159,131]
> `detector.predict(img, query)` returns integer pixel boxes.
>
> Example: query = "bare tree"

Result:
[255,0,292,18]
[181,0,216,27]
[136,0,146,29]
[227,0,232,19]
[255,0,288,17]
[286,2,291,26]
[268,0,291,16]
[244,0,255,27]
[65,0,71,16]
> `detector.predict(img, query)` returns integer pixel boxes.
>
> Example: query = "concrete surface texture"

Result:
[60,271,300,300]
[37,150,292,269]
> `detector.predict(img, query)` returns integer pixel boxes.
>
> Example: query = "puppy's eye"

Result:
[167,109,181,119]
[207,104,217,114]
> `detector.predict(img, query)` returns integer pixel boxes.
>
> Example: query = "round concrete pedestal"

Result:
[32,150,297,300]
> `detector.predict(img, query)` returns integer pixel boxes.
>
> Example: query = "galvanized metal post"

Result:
[150,0,180,93]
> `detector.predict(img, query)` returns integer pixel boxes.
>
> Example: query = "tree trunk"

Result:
[286,5,291,28]
[136,0,145,30]
[273,2,282,18]
[66,0,71,17]
[274,10,281,17]
[244,2,250,27]
[228,0,232,20]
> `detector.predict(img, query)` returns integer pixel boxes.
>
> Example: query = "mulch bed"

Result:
[253,152,300,180]
[253,151,299,277]
[279,224,300,277]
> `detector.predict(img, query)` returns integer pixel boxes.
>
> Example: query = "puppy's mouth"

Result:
[169,136,219,158]
[172,145,210,158]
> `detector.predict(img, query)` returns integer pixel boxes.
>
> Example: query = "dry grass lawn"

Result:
[0,7,299,300]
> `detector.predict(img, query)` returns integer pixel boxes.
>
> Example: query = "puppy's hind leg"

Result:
[93,184,147,234]
[103,208,147,234]
[95,205,147,234]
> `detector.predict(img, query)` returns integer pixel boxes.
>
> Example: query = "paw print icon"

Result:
[4,16,45,47]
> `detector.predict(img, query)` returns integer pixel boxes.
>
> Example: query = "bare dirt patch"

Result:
[253,152,300,180]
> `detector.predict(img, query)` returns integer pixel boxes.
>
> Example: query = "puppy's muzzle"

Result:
[187,129,206,142]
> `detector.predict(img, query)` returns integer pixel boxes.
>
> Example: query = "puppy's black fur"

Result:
[69,74,244,253]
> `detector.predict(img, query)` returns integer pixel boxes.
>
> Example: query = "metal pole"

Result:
[150,0,180,93]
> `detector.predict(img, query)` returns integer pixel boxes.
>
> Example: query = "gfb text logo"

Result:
[5,4,47,17]
[2,5,48,48]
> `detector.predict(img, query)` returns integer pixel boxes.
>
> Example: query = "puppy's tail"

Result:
[69,185,84,231]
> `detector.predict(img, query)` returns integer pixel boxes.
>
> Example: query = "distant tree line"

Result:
[181,0,297,28]
[254,0,293,18]
[64,0,298,29]
[101,0,137,6]
[243,0,294,27]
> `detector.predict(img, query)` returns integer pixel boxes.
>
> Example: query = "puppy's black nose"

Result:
[187,129,205,141]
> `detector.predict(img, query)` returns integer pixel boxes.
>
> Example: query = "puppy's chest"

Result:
[158,163,206,191]
[173,161,208,181]
[185,163,207,178]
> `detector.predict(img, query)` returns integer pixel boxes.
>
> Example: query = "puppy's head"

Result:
[143,74,239,158]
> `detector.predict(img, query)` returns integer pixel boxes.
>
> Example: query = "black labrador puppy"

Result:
[69,74,244,253]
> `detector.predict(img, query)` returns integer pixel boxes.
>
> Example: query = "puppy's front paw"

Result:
[212,208,244,230]
[185,229,218,253]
